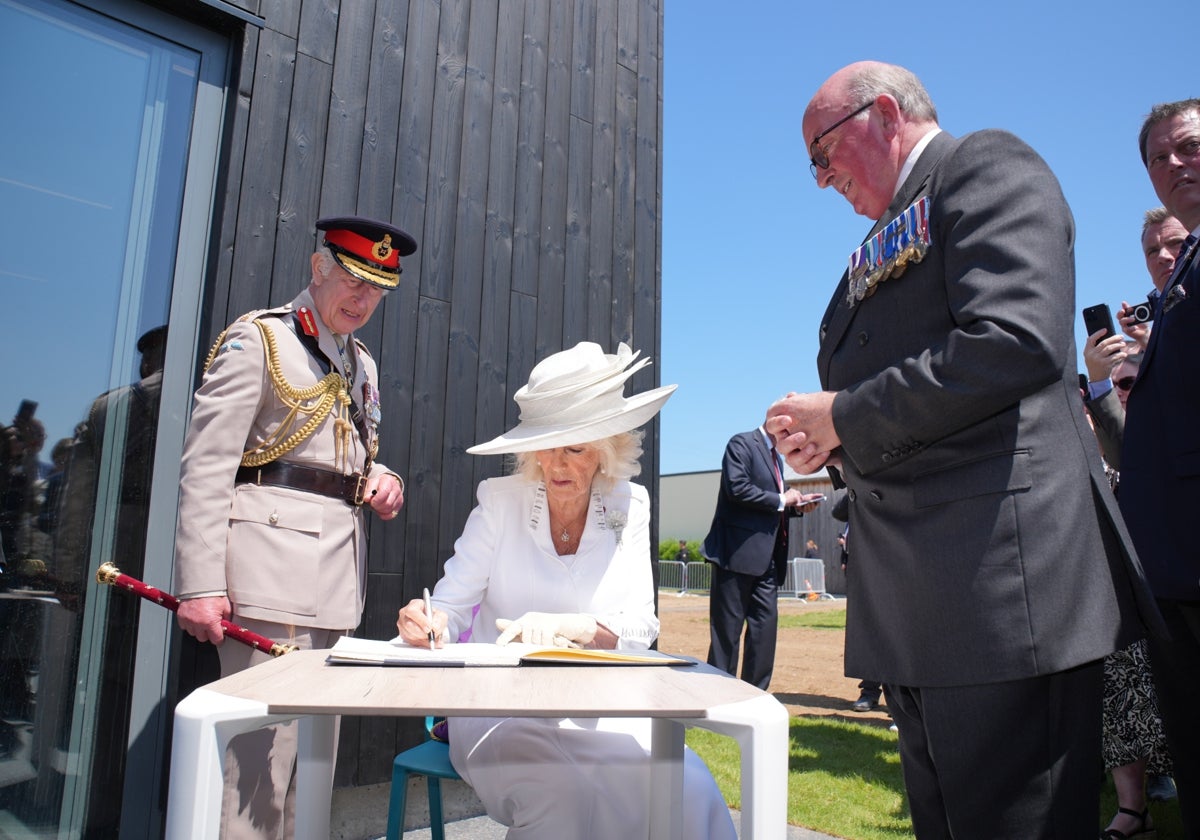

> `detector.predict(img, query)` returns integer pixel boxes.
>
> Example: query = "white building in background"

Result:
[657,467,835,542]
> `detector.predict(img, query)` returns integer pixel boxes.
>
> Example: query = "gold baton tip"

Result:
[96,562,120,585]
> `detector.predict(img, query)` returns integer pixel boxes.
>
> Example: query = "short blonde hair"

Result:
[512,430,644,493]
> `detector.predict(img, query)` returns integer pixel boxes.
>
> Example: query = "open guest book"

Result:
[325,636,694,667]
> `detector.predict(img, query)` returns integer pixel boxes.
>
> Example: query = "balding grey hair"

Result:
[845,63,938,123]
[1138,99,1200,165]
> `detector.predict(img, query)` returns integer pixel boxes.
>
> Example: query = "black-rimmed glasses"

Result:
[1114,376,1137,391]
[809,100,874,179]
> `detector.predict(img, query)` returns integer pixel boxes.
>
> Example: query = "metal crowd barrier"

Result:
[656,560,713,595]
[659,558,831,599]
[781,557,832,599]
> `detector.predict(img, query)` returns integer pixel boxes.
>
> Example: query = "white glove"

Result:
[495,612,598,647]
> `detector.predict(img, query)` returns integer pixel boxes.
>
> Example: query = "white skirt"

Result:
[448,715,738,840]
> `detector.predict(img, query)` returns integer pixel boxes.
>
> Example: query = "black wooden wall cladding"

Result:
[188,0,662,785]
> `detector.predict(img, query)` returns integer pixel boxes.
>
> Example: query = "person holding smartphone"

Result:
[701,425,823,690]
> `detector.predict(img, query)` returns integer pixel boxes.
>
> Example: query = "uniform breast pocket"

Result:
[226,487,324,616]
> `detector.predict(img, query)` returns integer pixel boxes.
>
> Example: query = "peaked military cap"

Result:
[316,215,418,290]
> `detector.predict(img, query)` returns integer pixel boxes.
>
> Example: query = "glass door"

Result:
[0,0,226,835]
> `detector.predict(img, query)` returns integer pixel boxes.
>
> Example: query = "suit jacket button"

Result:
[881,453,892,463]
[870,490,883,501]
[857,331,869,346]
[847,489,857,501]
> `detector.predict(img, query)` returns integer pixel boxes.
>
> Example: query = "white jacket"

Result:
[431,474,659,648]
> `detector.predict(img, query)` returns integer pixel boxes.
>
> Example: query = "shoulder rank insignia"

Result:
[297,306,320,337]
[847,195,931,306]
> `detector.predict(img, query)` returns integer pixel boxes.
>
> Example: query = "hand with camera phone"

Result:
[1116,294,1155,350]
[1081,304,1126,386]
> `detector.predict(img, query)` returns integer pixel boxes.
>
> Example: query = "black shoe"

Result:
[852,695,878,712]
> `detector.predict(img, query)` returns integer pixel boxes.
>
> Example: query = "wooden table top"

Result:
[202,649,770,719]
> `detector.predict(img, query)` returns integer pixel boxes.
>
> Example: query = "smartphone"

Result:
[803,494,826,504]
[16,399,37,422]
[1082,303,1115,338]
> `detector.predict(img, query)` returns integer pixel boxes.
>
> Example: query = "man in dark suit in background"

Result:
[702,426,821,690]
[1122,99,1200,835]
[765,61,1160,837]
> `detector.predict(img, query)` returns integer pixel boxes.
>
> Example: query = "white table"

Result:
[166,651,789,839]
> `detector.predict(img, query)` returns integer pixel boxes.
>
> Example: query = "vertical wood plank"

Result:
[633,0,661,492]
[510,0,548,297]
[563,113,592,347]
[533,0,572,359]
[275,52,332,290]
[611,63,637,348]
[206,28,258,346]
[228,27,296,315]
[406,296,451,586]
[318,0,376,216]
[356,0,411,218]
[258,0,301,39]
[587,0,616,347]
[297,0,339,64]
[569,0,594,119]
[440,0,498,559]
[473,1,525,479]
[506,290,538,434]
[616,0,637,71]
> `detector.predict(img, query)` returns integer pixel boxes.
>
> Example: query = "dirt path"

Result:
[655,593,892,725]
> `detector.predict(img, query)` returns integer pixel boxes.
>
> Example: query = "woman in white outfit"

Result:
[395,341,736,840]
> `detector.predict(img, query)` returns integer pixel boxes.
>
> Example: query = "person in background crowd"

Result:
[702,426,823,690]
[1117,207,1190,350]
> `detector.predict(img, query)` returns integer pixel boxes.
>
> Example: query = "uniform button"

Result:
[857,331,869,346]
[847,489,857,501]
[870,490,883,501]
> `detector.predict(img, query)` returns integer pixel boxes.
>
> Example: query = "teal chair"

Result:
[385,717,460,840]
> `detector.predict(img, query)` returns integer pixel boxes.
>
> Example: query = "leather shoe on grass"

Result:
[852,696,878,712]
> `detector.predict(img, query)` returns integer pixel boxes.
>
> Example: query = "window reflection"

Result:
[0,0,200,834]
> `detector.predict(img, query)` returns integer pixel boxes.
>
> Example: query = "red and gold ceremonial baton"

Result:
[95,562,298,656]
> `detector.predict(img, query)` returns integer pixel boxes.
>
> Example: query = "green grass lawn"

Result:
[686,605,1186,838]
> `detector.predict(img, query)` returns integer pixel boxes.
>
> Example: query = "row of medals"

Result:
[846,195,932,306]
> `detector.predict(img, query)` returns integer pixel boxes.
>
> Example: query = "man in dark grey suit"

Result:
[1122,99,1200,835]
[765,61,1161,837]
[702,427,820,689]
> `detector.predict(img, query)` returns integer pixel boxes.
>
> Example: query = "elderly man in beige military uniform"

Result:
[174,216,415,839]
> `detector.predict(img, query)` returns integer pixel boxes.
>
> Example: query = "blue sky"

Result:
[658,1,1196,474]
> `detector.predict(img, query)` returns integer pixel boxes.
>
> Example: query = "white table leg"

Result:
[293,714,337,840]
[167,688,301,840]
[696,694,790,840]
[649,718,686,840]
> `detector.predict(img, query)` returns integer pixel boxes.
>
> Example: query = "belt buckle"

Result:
[352,473,367,506]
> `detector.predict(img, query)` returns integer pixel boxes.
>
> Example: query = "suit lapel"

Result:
[817,132,957,385]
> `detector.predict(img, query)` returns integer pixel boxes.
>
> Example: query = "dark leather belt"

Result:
[235,462,367,506]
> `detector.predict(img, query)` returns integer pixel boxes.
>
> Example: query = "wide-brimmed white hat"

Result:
[467,341,677,455]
